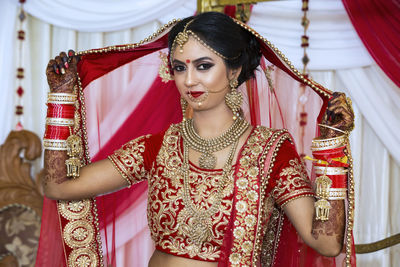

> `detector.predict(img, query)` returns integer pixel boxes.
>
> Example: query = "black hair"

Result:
[168,12,262,85]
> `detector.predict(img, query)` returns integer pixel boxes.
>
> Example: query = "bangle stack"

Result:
[311,133,349,221]
[43,93,77,151]
[43,92,82,178]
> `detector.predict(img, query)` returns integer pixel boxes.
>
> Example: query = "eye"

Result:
[197,63,214,70]
[173,65,186,72]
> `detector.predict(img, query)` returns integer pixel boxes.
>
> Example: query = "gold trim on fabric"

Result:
[252,130,291,266]
[76,20,179,56]
[108,155,132,187]
[63,220,95,248]
[68,247,99,267]
[345,145,355,266]
[260,198,280,267]
[233,19,332,99]
[59,199,92,220]
[227,126,274,266]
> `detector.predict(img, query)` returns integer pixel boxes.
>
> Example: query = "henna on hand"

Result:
[43,150,69,188]
[43,49,80,192]
[46,50,80,93]
[311,200,345,244]
[320,92,355,138]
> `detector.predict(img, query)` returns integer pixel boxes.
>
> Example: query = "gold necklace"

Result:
[179,137,239,250]
[182,118,249,169]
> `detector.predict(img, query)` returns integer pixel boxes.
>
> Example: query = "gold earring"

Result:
[181,97,188,120]
[225,78,242,120]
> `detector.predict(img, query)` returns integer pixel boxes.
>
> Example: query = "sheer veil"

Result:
[36,17,356,267]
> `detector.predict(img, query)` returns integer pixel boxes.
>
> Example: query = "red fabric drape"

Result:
[342,0,400,88]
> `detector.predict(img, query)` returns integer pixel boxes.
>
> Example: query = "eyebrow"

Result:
[172,57,214,65]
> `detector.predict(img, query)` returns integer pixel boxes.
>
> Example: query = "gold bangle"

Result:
[328,188,347,200]
[318,124,348,135]
[314,166,348,175]
[46,117,75,126]
[311,135,347,151]
[43,139,68,150]
[47,92,76,105]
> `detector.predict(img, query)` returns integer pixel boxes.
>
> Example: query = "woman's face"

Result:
[172,37,236,113]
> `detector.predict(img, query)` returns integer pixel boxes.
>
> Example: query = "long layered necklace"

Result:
[181,118,249,169]
[179,118,249,250]
[180,137,239,249]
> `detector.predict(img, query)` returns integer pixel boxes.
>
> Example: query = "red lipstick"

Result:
[188,91,204,98]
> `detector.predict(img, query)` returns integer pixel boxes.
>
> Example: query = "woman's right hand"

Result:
[46,50,80,93]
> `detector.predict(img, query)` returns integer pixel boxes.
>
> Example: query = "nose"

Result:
[184,66,197,88]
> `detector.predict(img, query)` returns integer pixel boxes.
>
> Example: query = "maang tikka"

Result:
[225,78,243,120]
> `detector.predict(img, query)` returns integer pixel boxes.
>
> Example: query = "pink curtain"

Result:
[342,0,400,88]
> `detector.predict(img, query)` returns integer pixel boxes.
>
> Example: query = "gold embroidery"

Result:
[252,130,291,266]
[228,126,274,266]
[109,135,150,185]
[68,247,98,267]
[148,124,234,261]
[272,158,313,206]
[63,220,95,248]
[59,199,92,220]
[260,202,283,267]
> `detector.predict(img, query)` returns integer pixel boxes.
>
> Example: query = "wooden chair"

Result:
[0,131,43,267]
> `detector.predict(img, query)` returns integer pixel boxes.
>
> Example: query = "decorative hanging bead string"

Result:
[297,0,311,158]
[15,0,27,130]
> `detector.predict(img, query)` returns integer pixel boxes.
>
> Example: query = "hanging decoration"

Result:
[15,0,27,130]
[297,0,310,158]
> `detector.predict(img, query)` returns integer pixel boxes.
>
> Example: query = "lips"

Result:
[188,91,204,98]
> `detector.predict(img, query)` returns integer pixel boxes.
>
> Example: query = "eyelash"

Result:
[173,63,214,72]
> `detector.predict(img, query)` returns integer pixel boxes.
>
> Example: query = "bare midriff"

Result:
[148,250,218,267]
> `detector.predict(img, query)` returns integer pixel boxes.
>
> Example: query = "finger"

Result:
[329,96,346,108]
[46,59,57,74]
[69,53,81,69]
[68,49,75,58]
[59,64,66,74]
[332,92,345,99]
[68,50,80,64]
[331,105,353,118]
[60,52,69,69]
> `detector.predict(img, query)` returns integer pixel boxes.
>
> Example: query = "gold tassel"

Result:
[65,134,82,178]
[314,173,332,221]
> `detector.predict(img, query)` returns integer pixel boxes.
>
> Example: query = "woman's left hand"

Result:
[319,92,355,139]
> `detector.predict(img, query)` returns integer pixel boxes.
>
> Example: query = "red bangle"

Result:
[44,125,71,140]
[312,146,346,158]
[314,166,348,188]
[47,103,75,119]
[312,146,348,167]
[328,174,347,188]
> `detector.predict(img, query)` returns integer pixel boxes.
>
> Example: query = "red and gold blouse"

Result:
[108,123,314,262]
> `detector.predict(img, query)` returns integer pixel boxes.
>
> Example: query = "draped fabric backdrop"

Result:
[342,0,400,89]
[0,0,399,266]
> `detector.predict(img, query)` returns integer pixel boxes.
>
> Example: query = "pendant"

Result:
[199,152,217,169]
[177,208,213,251]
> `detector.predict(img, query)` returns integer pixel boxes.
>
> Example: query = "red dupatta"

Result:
[36,17,356,267]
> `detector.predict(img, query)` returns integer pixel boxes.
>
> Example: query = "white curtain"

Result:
[0,0,399,266]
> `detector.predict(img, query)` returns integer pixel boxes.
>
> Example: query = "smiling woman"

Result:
[37,12,356,267]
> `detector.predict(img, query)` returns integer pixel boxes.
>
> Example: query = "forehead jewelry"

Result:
[186,59,191,63]
[170,19,240,63]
